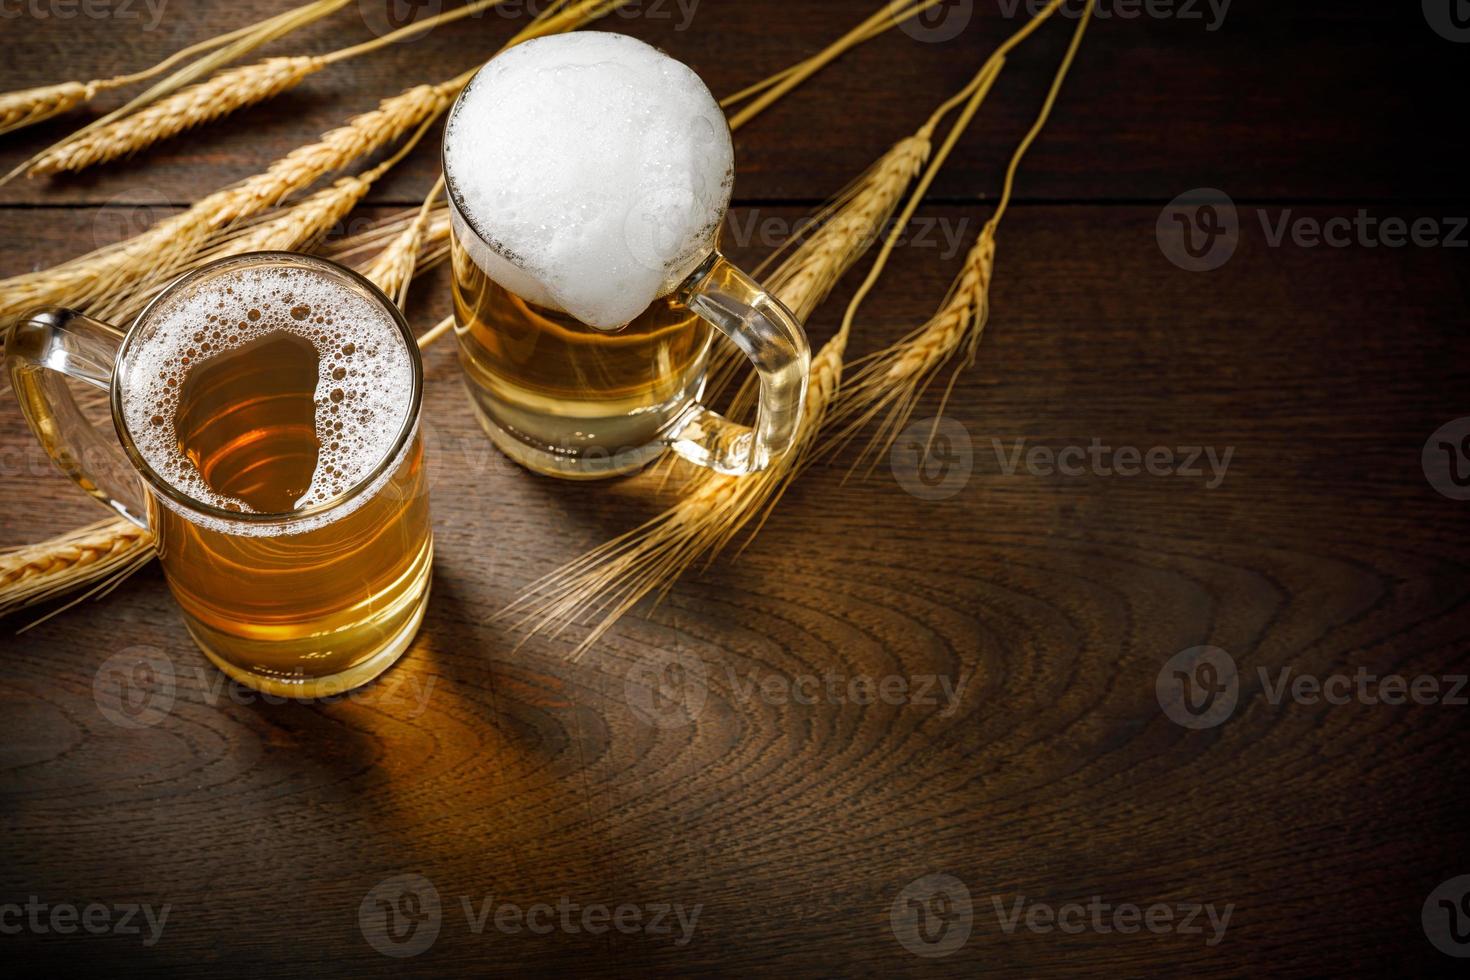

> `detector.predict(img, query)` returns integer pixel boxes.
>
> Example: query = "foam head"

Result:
[120,257,416,533]
[443,32,733,330]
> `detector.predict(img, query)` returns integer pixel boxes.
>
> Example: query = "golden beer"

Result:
[7,253,432,698]
[442,33,810,479]
[450,233,713,476]
[155,323,431,693]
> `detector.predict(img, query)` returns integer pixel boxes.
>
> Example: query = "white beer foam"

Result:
[121,263,414,533]
[443,32,733,329]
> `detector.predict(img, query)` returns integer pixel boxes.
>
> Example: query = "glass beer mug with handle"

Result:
[5,252,433,699]
[443,32,809,479]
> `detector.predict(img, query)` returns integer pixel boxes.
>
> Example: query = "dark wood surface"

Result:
[3,2,1468,976]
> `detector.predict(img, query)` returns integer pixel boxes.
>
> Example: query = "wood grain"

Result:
[3,1,1470,976]
[0,2,1466,207]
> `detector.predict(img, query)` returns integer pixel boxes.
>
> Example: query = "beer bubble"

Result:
[121,261,414,531]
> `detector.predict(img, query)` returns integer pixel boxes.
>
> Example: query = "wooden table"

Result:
[3,2,1467,975]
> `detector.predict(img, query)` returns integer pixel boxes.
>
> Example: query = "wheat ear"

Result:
[0,81,451,325]
[0,81,102,136]
[700,130,933,412]
[25,57,328,177]
[96,110,442,325]
[364,177,446,307]
[0,519,153,623]
[0,0,623,325]
[0,0,352,142]
[499,22,1058,654]
[831,0,1095,469]
[17,0,527,179]
[494,118,947,655]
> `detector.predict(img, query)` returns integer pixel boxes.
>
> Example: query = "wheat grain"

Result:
[0,519,153,622]
[0,81,101,135]
[28,58,328,177]
[364,177,445,307]
[495,1,1097,654]
[0,82,450,325]
[831,0,1095,469]
[494,126,927,653]
[0,0,352,144]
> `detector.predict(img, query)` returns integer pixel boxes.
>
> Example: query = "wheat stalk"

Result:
[364,177,445,306]
[317,202,451,271]
[0,1,625,625]
[0,519,153,624]
[724,0,953,132]
[0,81,101,135]
[495,110,956,654]
[0,81,451,325]
[25,57,328,177]
[0,0,352,139]
[0,0,623,327]
[498,0,1098,654]
[15,0,527,180]
[831,0,1095,469]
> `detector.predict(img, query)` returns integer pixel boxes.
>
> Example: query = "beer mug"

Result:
[442,32,810,479]
[6,253,433,698]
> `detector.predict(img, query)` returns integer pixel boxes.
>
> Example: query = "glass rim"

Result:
[109,251,424,526]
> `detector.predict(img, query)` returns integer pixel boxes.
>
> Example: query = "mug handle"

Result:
[669,250,810,476]
[6,307,151,529]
